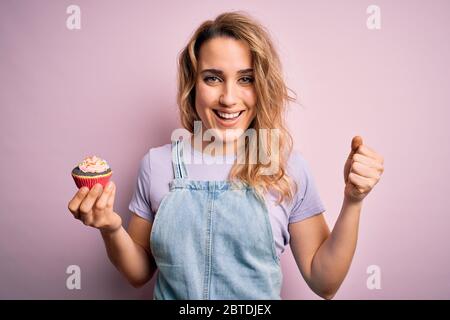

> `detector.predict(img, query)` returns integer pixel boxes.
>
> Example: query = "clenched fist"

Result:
[343,136,384,202]
[68,181,122,233]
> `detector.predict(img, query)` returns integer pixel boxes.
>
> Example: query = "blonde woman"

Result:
[68,11,384,300]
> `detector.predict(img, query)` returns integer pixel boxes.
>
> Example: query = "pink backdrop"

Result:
[1,0,449,299]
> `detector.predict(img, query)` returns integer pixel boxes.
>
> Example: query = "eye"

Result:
[240,76,254,84]
[204,76,221,83]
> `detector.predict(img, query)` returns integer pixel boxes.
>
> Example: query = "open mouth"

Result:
[213,109,245,121]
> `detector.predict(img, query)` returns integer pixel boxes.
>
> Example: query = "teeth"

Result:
[217,111,241,119]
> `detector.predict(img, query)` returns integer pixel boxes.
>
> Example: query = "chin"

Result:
[216,127,250,143]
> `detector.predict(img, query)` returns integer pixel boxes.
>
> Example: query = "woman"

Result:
[67,11,384,300]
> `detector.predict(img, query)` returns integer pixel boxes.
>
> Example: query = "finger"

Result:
[68,187,90,218]
[351,161,380,179]
[93,184,115,228]
[356,145,384,164]
[353,153,384,172]
[106,182,116,209]
[79,183,103,215]
[94,182,114,212]
[351,136,363,152]
[347,136,364,160]
[348,172,373,193]
[80,211,93,226]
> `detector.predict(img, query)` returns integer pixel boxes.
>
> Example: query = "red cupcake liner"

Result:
[72,171,112,189]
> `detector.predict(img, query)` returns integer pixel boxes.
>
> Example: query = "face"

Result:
[194,36,257,144]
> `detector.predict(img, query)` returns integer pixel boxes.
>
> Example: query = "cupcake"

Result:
[71,155,112,189]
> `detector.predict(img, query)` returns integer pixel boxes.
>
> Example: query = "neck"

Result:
[190,134,238,157]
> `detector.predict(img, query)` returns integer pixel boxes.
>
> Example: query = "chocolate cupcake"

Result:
[71,155,112,189]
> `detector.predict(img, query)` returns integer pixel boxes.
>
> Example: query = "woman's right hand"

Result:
[68,181,122,233]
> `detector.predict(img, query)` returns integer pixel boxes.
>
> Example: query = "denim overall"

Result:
[150,139,282,299]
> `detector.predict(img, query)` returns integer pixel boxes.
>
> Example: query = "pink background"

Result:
[1,0,449,299]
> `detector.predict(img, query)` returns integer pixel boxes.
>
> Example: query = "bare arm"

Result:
[68,182,157,288]
[289,199,362,300]
[101,213,157,288]
[290,137,384,299]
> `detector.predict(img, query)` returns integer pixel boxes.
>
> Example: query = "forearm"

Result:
[100,220,156,287]
[310,198,363,297]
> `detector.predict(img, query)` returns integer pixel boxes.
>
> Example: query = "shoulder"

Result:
[148,143,171,165]
[286,149,311,182]
[136,143,171,174]
[283,149,326,222]
[285,149,319,200]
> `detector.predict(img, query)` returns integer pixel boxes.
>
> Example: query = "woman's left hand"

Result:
[343,136,384,203]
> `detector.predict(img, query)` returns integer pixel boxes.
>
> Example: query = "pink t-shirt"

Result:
[129,143,326,258]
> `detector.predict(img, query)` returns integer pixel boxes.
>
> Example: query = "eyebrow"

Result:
[200,68,254,75]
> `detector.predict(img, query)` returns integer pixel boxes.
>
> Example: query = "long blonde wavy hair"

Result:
[177,11,297,205]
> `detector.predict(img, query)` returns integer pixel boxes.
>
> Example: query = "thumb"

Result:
[348,135,363,159]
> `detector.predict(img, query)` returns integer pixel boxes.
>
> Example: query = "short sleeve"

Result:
[288,151,326,224]
[128,151,154,222]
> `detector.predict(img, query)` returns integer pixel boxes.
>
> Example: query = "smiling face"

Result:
[194,36,257,145]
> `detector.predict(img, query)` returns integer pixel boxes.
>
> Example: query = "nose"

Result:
[219,82,238,107]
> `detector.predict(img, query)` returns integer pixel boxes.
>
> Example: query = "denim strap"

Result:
[171,139,188,179]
